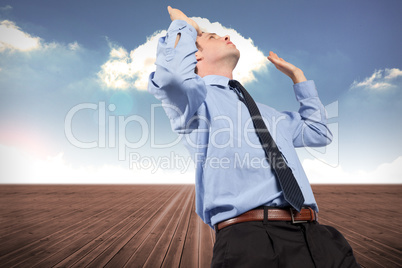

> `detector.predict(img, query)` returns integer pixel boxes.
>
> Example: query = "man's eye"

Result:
[209,36,215,39]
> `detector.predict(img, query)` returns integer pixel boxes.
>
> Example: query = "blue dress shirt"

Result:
[148,20,333,228]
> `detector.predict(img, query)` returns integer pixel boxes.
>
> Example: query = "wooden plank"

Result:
[0,185,109,234]
[36,186,167,268]
[160,188,195,268]
[101,186,187,267]
[312,184,402,267]
[0,184,400,268]
[319,217,401,267]
[179,201,200,267]
[0,185,142,255]
[0,186,156,267]
[75,186,181,267]
[139,186,194,267]
[318,204,401,250]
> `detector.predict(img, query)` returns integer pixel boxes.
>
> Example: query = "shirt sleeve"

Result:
[148,20,207,134]
[285,80,333,147]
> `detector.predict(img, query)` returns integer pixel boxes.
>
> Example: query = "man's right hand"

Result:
[167,6,202,36]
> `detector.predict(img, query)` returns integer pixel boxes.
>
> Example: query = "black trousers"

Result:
[211,220,361,268]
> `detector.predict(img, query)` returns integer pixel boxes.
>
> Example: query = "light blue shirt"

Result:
[148,20,333,228]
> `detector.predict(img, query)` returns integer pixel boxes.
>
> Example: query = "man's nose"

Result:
[223,35,230,41]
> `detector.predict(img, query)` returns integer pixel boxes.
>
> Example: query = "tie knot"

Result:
[229,80,240,88]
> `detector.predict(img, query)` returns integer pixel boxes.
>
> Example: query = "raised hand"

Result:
[167,6,202,36]
[267,51,307,84]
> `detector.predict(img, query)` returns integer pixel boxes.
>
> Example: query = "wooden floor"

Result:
[0,184,401,268]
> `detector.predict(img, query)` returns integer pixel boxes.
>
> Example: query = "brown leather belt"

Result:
[215,207,318,232]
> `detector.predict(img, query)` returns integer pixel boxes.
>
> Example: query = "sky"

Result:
[0,0,401,184]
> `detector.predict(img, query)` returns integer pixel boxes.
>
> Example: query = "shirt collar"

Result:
[202,75,230,89]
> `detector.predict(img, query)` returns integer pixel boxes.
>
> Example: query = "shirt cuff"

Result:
[293,80,318,101]
[167,20,198,42]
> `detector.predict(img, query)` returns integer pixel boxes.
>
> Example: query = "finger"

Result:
[167,6,173,20]
[267,52,279,63]
[267,56,273,63]
[267,56,276,64]
[267,51,275,62]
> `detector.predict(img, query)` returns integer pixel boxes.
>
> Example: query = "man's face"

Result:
[196,32,240,67]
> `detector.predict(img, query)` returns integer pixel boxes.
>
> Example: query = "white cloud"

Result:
[192,17,268,84]
[68,41,81,51]
[3,143,401,185]
[98,31,166,90]
[303,156,402,184]
[98,18,268,91]
[384,68,402,80]
[0,145,193,184]
[351,68,402,91]
[0,20,42,52]
[0,5,12,11]
[0,20,81,53]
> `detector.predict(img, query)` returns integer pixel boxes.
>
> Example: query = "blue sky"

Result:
[1,0,401,184]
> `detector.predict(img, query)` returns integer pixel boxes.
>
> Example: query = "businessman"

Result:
[148,6,360,267]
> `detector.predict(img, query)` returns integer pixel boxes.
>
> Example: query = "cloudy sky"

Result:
[1,0,401,184]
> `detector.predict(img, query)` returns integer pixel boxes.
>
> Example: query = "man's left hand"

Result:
[267,51,307,84]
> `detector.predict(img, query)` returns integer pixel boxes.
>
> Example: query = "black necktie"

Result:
[229,80,305,211]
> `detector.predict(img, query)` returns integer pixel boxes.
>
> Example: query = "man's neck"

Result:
[197,57,238,79]
[197,64,234,79]
[199,70,233,79]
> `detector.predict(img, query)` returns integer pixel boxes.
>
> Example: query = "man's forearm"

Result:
[148,19,206,134]
[292,81,333,147]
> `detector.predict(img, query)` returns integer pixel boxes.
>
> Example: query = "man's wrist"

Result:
[291,69,307,84]
[293,80,318,101]
[168,20,198,41]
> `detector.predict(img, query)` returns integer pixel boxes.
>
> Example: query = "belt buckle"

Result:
[290,208,307,224]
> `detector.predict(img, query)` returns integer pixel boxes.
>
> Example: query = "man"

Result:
[148,6,360,267]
